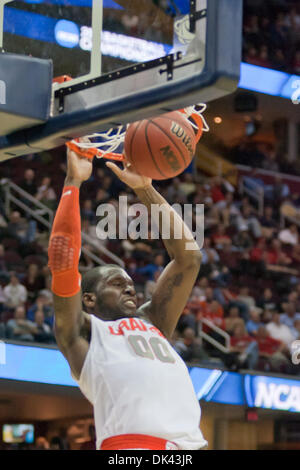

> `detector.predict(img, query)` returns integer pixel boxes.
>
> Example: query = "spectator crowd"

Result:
[243,0,300,74]
[104,0,300,75]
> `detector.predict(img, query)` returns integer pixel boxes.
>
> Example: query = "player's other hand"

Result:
[106,157,152,190]
[65,137,93,187]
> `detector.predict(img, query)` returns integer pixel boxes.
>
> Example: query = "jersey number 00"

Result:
[128,335,176,363]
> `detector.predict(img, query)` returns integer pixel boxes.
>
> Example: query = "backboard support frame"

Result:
[0,0,243,161]
[0,0,11,51]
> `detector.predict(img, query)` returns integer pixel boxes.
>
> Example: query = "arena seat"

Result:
[1,238,20,250]
[4,251,23,270]
[24,254,47,267]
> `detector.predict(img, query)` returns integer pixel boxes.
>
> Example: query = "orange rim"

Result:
[66,141,125,161]
[190,113,204,143]
[101,151,125,162]
[179,109,204,143]
[66,108,204,160]
[53,75,73,84]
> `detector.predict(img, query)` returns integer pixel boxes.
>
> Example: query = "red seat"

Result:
[24,255,46,267]
[4,251,23,269]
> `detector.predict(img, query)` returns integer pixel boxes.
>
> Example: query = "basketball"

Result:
[5,0,298,453]
[124,111,202,180]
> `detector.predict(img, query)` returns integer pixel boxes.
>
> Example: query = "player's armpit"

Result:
[146,254,201,340]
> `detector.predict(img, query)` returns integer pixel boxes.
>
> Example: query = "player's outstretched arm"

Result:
[134,185,201,339]
[106,161,202,340]
[48,145,93,379]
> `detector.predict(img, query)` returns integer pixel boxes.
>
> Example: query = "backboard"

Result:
[0,0,243,160]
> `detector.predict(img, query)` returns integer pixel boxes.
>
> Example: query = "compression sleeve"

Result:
[48,186,81,297]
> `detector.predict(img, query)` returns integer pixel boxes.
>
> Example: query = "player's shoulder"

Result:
[136,300,152,323]
[81,312,116,343]
[82,311,91,325]
[136,301,168,335]
[80,311,92,342]
[137,301,170,338]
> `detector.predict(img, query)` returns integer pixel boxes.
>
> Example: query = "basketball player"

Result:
[48,144,207,450]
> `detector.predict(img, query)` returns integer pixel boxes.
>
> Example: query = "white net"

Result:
[73,125,126,157]
[185,103,209,133]
[174,15,196,45]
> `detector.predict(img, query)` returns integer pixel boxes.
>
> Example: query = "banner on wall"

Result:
[1,343,300,413]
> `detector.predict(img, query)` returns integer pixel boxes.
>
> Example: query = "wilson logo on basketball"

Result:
[160,146,180,172]
[171,122,194,157]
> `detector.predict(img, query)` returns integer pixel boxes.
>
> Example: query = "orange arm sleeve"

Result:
[48,186,82,297]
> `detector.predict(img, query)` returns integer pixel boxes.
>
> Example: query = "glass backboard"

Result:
[1,0,206,86]
[0,0,242,160]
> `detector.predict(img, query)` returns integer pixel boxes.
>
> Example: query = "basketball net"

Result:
[174,15,196,45]
[66,104,209,161]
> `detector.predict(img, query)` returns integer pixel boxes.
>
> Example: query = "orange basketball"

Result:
[124,111,201,180]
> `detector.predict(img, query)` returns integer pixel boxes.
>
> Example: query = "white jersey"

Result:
[74,314,207,450]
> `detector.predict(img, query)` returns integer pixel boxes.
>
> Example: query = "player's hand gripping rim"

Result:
[106,157,152,190]
[65,137,94,186]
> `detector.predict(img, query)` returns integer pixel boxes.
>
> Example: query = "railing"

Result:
[239,176,265,217]
[2,179,54,228]
[198,318,230,354]
[1,179,124,268]
[279,204,300,230]
[280,212,299,230]
[81,230,124,268]
[237,164,300,219]
[237,164,300,188]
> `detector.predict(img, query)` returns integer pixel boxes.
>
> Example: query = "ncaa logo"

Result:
[0,79,6,105]
[160,145,180,172]
[291,80,300,105]
[0,341,6,365]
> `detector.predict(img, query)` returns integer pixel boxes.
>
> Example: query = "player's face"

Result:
[95,268,137,320]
